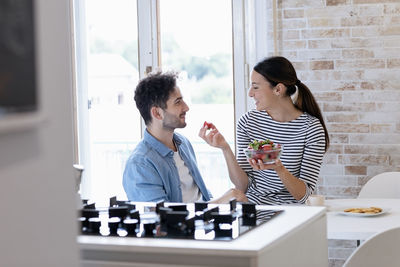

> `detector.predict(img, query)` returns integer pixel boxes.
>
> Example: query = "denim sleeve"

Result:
[123,161,169,202]
[207,189,213,200]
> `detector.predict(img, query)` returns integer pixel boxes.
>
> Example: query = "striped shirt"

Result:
[237,110,326,205]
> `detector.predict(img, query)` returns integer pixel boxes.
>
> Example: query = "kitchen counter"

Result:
[78,204,327,267]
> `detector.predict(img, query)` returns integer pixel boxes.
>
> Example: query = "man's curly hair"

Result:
[134,71,179,125]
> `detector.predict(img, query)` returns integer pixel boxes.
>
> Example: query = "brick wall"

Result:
[267,0,400,198]
[266,1,400,266]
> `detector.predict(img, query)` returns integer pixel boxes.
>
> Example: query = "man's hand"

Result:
[198,122,229,150]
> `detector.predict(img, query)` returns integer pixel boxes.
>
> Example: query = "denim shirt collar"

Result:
[143,129,182,157]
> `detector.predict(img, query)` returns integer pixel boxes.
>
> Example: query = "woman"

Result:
[199,56,329,205]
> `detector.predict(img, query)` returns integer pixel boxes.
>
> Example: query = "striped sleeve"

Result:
[298,117,326,203]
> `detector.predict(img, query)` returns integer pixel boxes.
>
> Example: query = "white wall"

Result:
[0,1,79,266]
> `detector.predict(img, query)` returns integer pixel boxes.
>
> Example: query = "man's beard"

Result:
[162,111,187,130]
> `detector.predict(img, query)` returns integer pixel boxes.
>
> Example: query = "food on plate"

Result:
[343,206,382,214]
[244,139,282,164]
[203,121,214,130]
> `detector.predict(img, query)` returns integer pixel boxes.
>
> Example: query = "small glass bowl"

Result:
[243,147,282,164]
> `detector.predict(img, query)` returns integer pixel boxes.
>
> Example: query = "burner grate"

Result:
[78,198,283,241]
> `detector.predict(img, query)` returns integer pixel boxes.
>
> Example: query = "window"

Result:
[74,0,141,205]
[158,0,234,197]
[73,0,266,204]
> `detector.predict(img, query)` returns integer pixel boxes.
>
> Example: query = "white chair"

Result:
[358,172,400,198]
[343,226,400,267]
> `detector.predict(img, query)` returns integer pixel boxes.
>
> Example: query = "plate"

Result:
[338,207,389,217]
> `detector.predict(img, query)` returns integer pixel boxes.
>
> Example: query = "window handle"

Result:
[145,66,152,75]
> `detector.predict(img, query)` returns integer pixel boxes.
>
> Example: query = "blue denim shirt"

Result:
[123,129,211,202]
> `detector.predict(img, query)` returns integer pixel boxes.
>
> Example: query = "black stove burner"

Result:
[78,198,283,241]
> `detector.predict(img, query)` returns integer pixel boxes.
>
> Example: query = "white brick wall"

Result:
[267,0,400,197]
[266,1,400,265]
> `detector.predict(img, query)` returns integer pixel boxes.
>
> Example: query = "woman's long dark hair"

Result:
[253,56,330,151]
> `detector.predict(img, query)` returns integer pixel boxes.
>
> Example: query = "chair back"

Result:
[343,226,400,267]
[358,172,400,198]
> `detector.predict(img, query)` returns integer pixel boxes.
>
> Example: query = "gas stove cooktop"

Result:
[78,197,283,241]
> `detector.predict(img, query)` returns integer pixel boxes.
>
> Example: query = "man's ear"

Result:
[151,106,163,120]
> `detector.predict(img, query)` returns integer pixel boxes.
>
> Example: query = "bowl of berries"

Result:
[244,139,282,164]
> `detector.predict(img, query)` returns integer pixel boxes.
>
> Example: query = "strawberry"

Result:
[254,152,264,160]
[261,144,272,151]
[203,121,214,130]
[261,154,268,161]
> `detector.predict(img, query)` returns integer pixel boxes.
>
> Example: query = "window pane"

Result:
[159,0,234,197]
[84,0,139,203]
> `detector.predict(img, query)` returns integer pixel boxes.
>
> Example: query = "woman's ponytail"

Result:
[295,81,330,151]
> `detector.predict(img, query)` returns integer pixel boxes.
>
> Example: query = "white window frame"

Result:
[72,0,92,197]
[233,0,269,143]
[137,0,159,136]
[72,0,268,198]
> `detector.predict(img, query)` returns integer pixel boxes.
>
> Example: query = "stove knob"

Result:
[185,215,196,234]
[159,207,173,223]
[123,218,139,236]
[129,210,140,223]
[241,203,256,216]
[108,217,121,236]
[242,216,257,226]
[165,211,188,227]
[77,217,87,233]
[88,217,101,234]
[143,220,156,236]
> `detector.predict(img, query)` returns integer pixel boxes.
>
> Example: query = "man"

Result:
[123,71,246,203]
